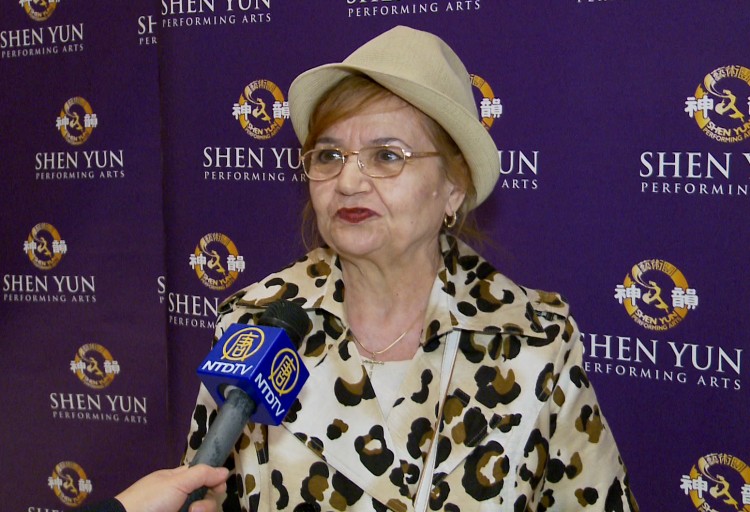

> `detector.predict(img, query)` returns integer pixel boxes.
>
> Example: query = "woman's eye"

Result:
[317,149,342,164]
[373,148,404,163]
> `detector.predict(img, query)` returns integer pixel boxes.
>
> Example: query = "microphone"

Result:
[179,300,311,511]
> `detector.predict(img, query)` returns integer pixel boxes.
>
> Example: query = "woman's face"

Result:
[309,94,465,265]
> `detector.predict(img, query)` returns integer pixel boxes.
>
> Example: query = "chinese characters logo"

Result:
[471,73,503,130]
[684,65,750,144]
[222,327,264,362]
[70,343,120,389]
[270,348,301,395]
[681,453,750,511]
[233,80,288,140]
[20,0,59,22]
[190,233,245,291]
[49,461,91,507]
[24,222,67,270]
[57,97,97,146]
[614,259,698,331]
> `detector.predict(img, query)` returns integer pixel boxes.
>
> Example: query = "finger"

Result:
[180,464,230,490]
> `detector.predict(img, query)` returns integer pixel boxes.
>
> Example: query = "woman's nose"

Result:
[334,156,370,194]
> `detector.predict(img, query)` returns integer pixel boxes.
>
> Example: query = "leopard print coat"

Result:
[183,235,638,512]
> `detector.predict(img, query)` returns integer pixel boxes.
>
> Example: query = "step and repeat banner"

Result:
[1,1,748,511]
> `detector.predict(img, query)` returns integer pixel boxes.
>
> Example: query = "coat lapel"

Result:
[231,236,554,508]
[430,332,532,481]
[281,327,418,512]
[423,236,553,485]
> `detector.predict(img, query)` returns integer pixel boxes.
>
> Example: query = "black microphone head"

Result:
[259,300,310,347]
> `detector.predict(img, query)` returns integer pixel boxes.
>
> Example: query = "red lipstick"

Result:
[336,208,376,223]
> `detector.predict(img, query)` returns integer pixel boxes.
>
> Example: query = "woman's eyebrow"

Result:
[314,136,340,146]
[314,136,409,147]
[371,137,407,147]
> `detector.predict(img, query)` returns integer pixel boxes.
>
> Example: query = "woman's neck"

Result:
[340,243,442,361]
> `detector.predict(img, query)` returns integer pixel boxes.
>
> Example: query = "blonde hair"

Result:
[301,74,484,249]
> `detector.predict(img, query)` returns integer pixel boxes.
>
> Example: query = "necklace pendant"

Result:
[363,357,383,377]
[351,327,408,375]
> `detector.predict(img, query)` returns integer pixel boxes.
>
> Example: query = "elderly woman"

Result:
[183,26,638,511]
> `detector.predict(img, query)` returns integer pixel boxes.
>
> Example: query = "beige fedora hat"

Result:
[288,25,500,209]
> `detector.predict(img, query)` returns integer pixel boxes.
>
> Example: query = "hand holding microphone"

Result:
[114,464,228,512]
[180,299,311,511]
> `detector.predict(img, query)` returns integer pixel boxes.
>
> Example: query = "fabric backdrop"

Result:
[1,1,748,510]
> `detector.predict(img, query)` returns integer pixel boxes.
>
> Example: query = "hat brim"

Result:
[289,63,499,209]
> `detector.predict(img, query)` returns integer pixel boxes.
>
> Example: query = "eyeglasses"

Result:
[301,145,441,181]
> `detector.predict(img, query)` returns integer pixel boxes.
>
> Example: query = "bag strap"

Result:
[413,329,460,512]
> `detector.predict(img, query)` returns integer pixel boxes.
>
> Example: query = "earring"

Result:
[443,211,457,229]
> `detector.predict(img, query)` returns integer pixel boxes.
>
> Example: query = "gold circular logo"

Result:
[616,259,696,331]
[684,453,750,512]
[222,327,264,362]
[470,74,502,130]
[22,0,57,22]
[25,223,65,270]
[270,348,300,395]
[192,233,243,291]
[50,461,91,507]
[58,97,96,146]
[234,80,286,140]
[71,343,118,389]
[688,65,750,144]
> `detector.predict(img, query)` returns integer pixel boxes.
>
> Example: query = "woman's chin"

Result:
[326,230,386,260]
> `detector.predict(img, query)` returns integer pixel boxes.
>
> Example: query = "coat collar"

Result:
[229,235,561,510]
[233,234,548,342]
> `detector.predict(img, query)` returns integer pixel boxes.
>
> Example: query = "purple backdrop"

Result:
[2,1,748,510]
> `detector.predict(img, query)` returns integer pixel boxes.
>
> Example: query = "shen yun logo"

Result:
[190,233,245,291]
[2,2,83,59]
[48,461,91,507]
[51,343,147,424]
[472,72,539,191]
[583,260,742,392]
[233,80,288,140]
[5,222,96,304]
[684,65,750,144]
[56,97,97,146]
[471,73,503,130]
[20,0,59,22]
[681,453,750,512]
[614,259,698,331]
[70,343,120,390]
[24,222,67,270]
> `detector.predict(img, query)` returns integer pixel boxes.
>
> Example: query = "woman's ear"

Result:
[446,184,466,217]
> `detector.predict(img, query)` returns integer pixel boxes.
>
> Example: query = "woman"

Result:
[183,26,638,511]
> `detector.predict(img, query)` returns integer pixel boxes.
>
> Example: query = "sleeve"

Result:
[533,315,639,511]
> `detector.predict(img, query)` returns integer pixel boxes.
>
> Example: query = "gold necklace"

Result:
[353,329,408,370]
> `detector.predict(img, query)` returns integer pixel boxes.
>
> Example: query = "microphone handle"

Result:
[179,388,256,512]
